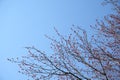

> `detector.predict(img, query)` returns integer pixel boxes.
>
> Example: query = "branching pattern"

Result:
[8,0,120,80]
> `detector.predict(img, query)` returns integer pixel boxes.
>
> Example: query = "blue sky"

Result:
[0,0,112,80]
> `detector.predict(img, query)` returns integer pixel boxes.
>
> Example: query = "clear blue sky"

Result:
[0,0,112,80]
